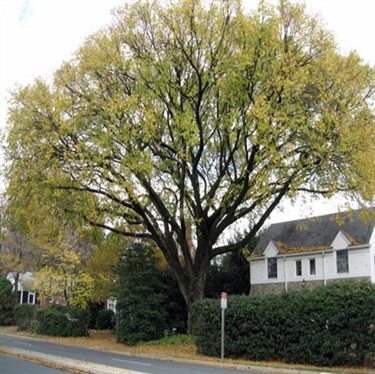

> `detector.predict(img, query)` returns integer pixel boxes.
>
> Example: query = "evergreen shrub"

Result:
[115,243,167,346]
[96,309,114,330]
[36,305,90,337]
[88,302,101,329]
[14,304,39,331]
[192,280,375,367]
[0,278,17,325]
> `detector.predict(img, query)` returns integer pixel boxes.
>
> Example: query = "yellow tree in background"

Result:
[35,246,94,308]
[0,197,40,288]
[85,232,125,304]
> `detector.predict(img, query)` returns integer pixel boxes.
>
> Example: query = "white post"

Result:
[221,307,225,359]
[221,292,227,360]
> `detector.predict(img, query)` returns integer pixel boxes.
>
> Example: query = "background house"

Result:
[7,271,40,305]
[249,209,375,295]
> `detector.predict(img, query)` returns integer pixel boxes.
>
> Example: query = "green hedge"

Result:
[192,280,375,367]
[14,304,39,331]
[36,305,90,337]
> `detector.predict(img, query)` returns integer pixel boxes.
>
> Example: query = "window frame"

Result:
[336,249,349,273]
[309,258,316,275]
[296,260,302,276]
[267,257,278,279]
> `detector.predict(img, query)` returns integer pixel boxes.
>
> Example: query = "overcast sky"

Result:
[1,0,374,223]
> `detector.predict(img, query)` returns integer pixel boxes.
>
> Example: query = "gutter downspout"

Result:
[284,256,288,292]
[323,252,326,285]
[249,260,251,294]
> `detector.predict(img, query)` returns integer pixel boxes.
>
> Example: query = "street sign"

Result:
[221,292,227,309]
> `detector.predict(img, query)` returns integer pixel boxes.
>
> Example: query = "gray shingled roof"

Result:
[253,208,375,257]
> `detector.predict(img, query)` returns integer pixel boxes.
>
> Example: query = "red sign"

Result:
[221,292,228,299]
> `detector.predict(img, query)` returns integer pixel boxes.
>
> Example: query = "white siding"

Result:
[250,258,285,285]
[250,246,373,287]
[264,242,279,258]
[323,251,337,280]
[370,229,375,283]
[331,231,351,249]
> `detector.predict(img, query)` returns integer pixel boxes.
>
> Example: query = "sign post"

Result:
[221,292,227,360]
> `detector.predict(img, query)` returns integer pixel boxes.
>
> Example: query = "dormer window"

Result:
[268,257,278,278]
[337,249,349,273]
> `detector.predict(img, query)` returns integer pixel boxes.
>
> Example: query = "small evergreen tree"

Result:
[206,235,261,298]
[0,278,17,325]
[159,268,187,333]
[115,242,167,345]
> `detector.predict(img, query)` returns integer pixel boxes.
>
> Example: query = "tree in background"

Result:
[206,234,261,297]
[34,232,95,308]
[85,232,125,305]
[4,0,375,331]
[114,242,168,345]
[0,197,38,289]
[0,230,31,288]
[159,267,188,334]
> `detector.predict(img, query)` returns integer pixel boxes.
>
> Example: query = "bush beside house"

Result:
[96,309,115,330]
[14,304,39,331]
[14,303,112,336]
[36,305,90,337]
[192,280,375,367]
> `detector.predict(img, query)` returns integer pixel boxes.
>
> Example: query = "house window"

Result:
[296,260,302,276]
[337,249,349,273]
[28,293,35,305]
[310,259,316,275]
[268,258,278,278]
[107,298,117,313]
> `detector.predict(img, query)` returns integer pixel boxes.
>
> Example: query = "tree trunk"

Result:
[13,272,20,292]
[185,277,206,335]
[175,256,211,335]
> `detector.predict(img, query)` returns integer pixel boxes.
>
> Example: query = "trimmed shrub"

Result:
[96,309,114,330]
[282,280,375,367]
[192,280,375,367]
[36,305,90,337]
[0,278,17,325]
[14,304,39,331]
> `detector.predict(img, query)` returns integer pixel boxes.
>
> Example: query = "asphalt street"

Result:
[0,354,70,374]
[0,334,269,374]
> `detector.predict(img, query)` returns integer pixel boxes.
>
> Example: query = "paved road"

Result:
[0,354,70,374]
[0,334,268,374]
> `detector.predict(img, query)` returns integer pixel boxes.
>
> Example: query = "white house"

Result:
[249,209,375,295]
[7,272,39,305]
